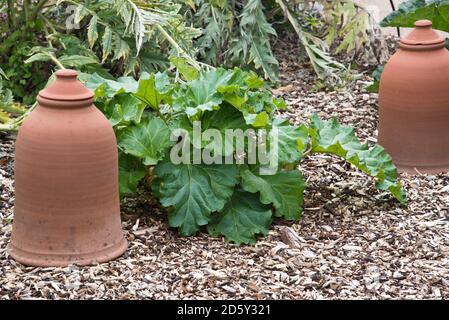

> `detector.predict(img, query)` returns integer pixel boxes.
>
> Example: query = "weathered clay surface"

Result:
[8,69,127,266]
[378,20,449,174]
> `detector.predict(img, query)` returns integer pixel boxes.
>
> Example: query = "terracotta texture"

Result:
[8,69,127,266]
[378,20,449,174]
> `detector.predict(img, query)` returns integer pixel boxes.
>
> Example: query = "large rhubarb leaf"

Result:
[118,116,172,165]
[173,68,279,123]
[102,94,145,127]
[87,73,137,98]
[239,91,286,127]
[240,167,305,220]
[173,68,235,118]
[308,115,407,205]
[176,105,249,158]
[170,56,199,81]
[118,152,147,197]
[381,0,449,32]
[153,162,239,236]
[208,189,273,245]
[134,72,172,110]
[274,118,309,165]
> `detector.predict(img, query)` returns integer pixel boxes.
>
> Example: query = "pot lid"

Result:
[400,20,445,46]
[38,69,93,101]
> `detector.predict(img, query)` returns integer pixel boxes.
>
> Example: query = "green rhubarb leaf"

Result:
[216,69,259,109]
[170,56,199,81]
[273,118,309,164]
[240,167,305,220]
[309,115,407,205]
[380,0,449,32]
[366,66,384,94]
[118,152,147,197]
[238,91,285,127]
[118,116,172,165]
[243,111,269,128]
[87,73,137,98]
[218,84,247,108]
[103,94,145,127]
[173,68,236,118]
[244,71,265,89]
[153,162,239,236]
[178,104,250,157]
[208,189,273,245]
[134,72,171,110]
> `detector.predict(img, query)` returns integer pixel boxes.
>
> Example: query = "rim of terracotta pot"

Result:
[399,42,446,51]
[7,238,128,267]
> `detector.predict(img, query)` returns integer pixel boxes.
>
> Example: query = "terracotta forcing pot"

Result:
[378,20,449,174]
[8,69,127,267]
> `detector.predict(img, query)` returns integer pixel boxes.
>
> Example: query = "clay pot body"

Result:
[378,20,449,174]
[8,70,127,266]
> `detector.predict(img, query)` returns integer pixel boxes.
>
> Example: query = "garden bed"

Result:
[1,41,448,300]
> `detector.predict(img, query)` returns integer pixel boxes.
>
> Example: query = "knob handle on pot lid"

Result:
[38,69,94,102]
[400,20,446,46]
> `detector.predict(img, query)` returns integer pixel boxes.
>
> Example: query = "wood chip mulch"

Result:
[1,41,448,299]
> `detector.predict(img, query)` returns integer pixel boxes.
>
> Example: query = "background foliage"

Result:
[0,0,384,109]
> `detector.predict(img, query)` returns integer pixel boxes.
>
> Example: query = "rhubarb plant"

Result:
[86,64,407,244]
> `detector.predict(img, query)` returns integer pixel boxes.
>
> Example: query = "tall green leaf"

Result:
[87,16,99,48]
[101,27,113,63]
[237,0,279,82]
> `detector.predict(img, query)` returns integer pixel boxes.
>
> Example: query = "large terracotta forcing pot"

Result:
[378,20,449,174]
[8,69,127,266]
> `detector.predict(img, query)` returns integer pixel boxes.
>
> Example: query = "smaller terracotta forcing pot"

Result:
[8,69,127,267]
[378,20,449,174]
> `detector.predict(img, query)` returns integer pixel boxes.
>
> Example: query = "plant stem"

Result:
[49,55,66,70]
[155,24,201,71]
[0,103,37,132]
[39,13,57,35]
[30,0,49,21]
[24,0,31,25]
[275,0,304,39]
[301,145,313,158]
[389,0,401,37]
[0,123,16,131]
[6,0,16,28]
